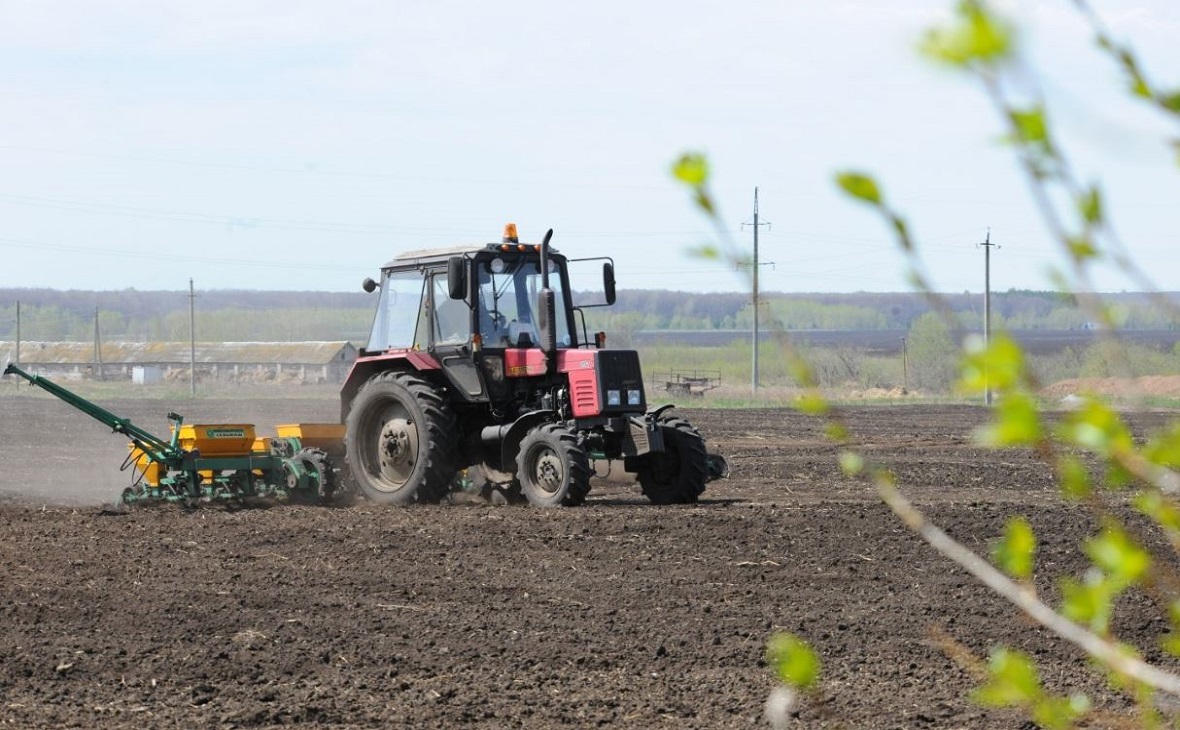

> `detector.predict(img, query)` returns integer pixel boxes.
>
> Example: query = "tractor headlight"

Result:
[627,389,642,406]
[607,389,621,406]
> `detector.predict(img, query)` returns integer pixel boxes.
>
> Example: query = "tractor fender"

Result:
[340,351,441,422]
[480,410,556,469]
[646,404,676,422]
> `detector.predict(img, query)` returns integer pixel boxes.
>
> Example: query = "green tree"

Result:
[905,311,957,391]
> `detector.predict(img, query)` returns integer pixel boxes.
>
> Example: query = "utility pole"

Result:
[189,278,197,397]
[94,305,103,381]
[901,336,908,392]
[742,188,772,393]
[14,300,20,370]
[979,229,998,405]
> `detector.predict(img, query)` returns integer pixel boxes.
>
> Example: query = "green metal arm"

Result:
[3,360,181,462]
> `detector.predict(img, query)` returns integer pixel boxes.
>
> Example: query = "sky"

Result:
[0,1,1177,295]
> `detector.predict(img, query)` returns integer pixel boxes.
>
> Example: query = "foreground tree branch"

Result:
[876,476,1180,698]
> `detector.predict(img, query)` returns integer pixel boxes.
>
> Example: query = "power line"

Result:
[0,145,672,191]
[0,235,369,272]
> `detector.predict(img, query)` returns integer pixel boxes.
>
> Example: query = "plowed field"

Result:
[0,396,1173,728]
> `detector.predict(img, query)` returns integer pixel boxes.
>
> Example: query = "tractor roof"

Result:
[383,242,562,269]
[385,245,483,268]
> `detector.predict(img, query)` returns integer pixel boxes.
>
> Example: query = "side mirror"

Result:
[603,262,616,305]
[362,277,379,293]
[447,257,467,300]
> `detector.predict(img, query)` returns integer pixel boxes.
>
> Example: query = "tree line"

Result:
[0,287,1176,343]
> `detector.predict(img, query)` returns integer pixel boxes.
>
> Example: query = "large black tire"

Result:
[345,371,457,504]
[516,423,591,507]
[295,447,335,502]
[637,417,709,505]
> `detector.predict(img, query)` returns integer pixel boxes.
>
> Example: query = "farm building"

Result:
[0,341,357,384]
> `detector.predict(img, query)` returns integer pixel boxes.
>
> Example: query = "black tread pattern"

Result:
[639,417,709,505]
[295,447,335,501]
[345,370,458,504]
[517,423,592,507]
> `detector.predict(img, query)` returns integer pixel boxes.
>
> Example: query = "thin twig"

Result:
[878,478,1180,697]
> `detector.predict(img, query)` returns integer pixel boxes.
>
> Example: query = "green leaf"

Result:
[889,214,913,251]
[1164,601,1180,657]
[693,188,716,216]
[992,517,1036,580]
[1160,90,1180,113]
[671,153,709,186]
[1008,107,1049,147]
[974,393,1042,448]
[796,392,829,416]
[1085,526,1150,589]
[1142,423,1180,469]
[787,356,816,387]
[974,647,1040,707]
[1130,76,1151,97]
[1060,576,1115,635]
[824,422,850,443]
[959,332,1027,393]
[1119,50,1151,98]
[1161,633,1180,658]
[1104,461,1133,491]
[687,244,720,261]
[1057,399,1133,458]
[1031,694,1090,730]
[1135,490,1180,532]
[766,633,821,689]
[835,171,882,205]
[1056,455,1091,501]
[838,450,865,476]
[920,1,1014,68]
[1065,236,1099,262]
[1078,186,1103,226]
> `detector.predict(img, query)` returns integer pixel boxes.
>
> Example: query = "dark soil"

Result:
[0,396,1173,728]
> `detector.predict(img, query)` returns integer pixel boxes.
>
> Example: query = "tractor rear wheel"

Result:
[345,371,457,504]
[637,417,709,504]
[516,423,591,507]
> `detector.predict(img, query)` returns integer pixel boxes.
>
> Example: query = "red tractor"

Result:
[340,225,727,506]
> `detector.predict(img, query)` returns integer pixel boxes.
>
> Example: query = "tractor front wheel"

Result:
[345,371,457,504]
[637,417,709,505]
[516,423,591,507]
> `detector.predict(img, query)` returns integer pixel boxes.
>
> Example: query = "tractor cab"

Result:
[442,223,616,354]
[362,225,612,357]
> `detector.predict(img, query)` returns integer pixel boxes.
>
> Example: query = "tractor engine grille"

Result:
[572,378,597,414]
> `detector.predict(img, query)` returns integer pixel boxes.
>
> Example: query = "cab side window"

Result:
[430,274,469,345]
[367,272,424,351]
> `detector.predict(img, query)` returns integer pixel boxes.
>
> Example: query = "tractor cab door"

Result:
[426,273,486,400]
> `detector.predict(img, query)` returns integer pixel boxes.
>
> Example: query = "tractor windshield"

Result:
[477,257,571,348]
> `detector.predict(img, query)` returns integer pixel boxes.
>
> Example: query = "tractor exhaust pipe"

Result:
[539,228,552,290]
[536,228,557,370]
